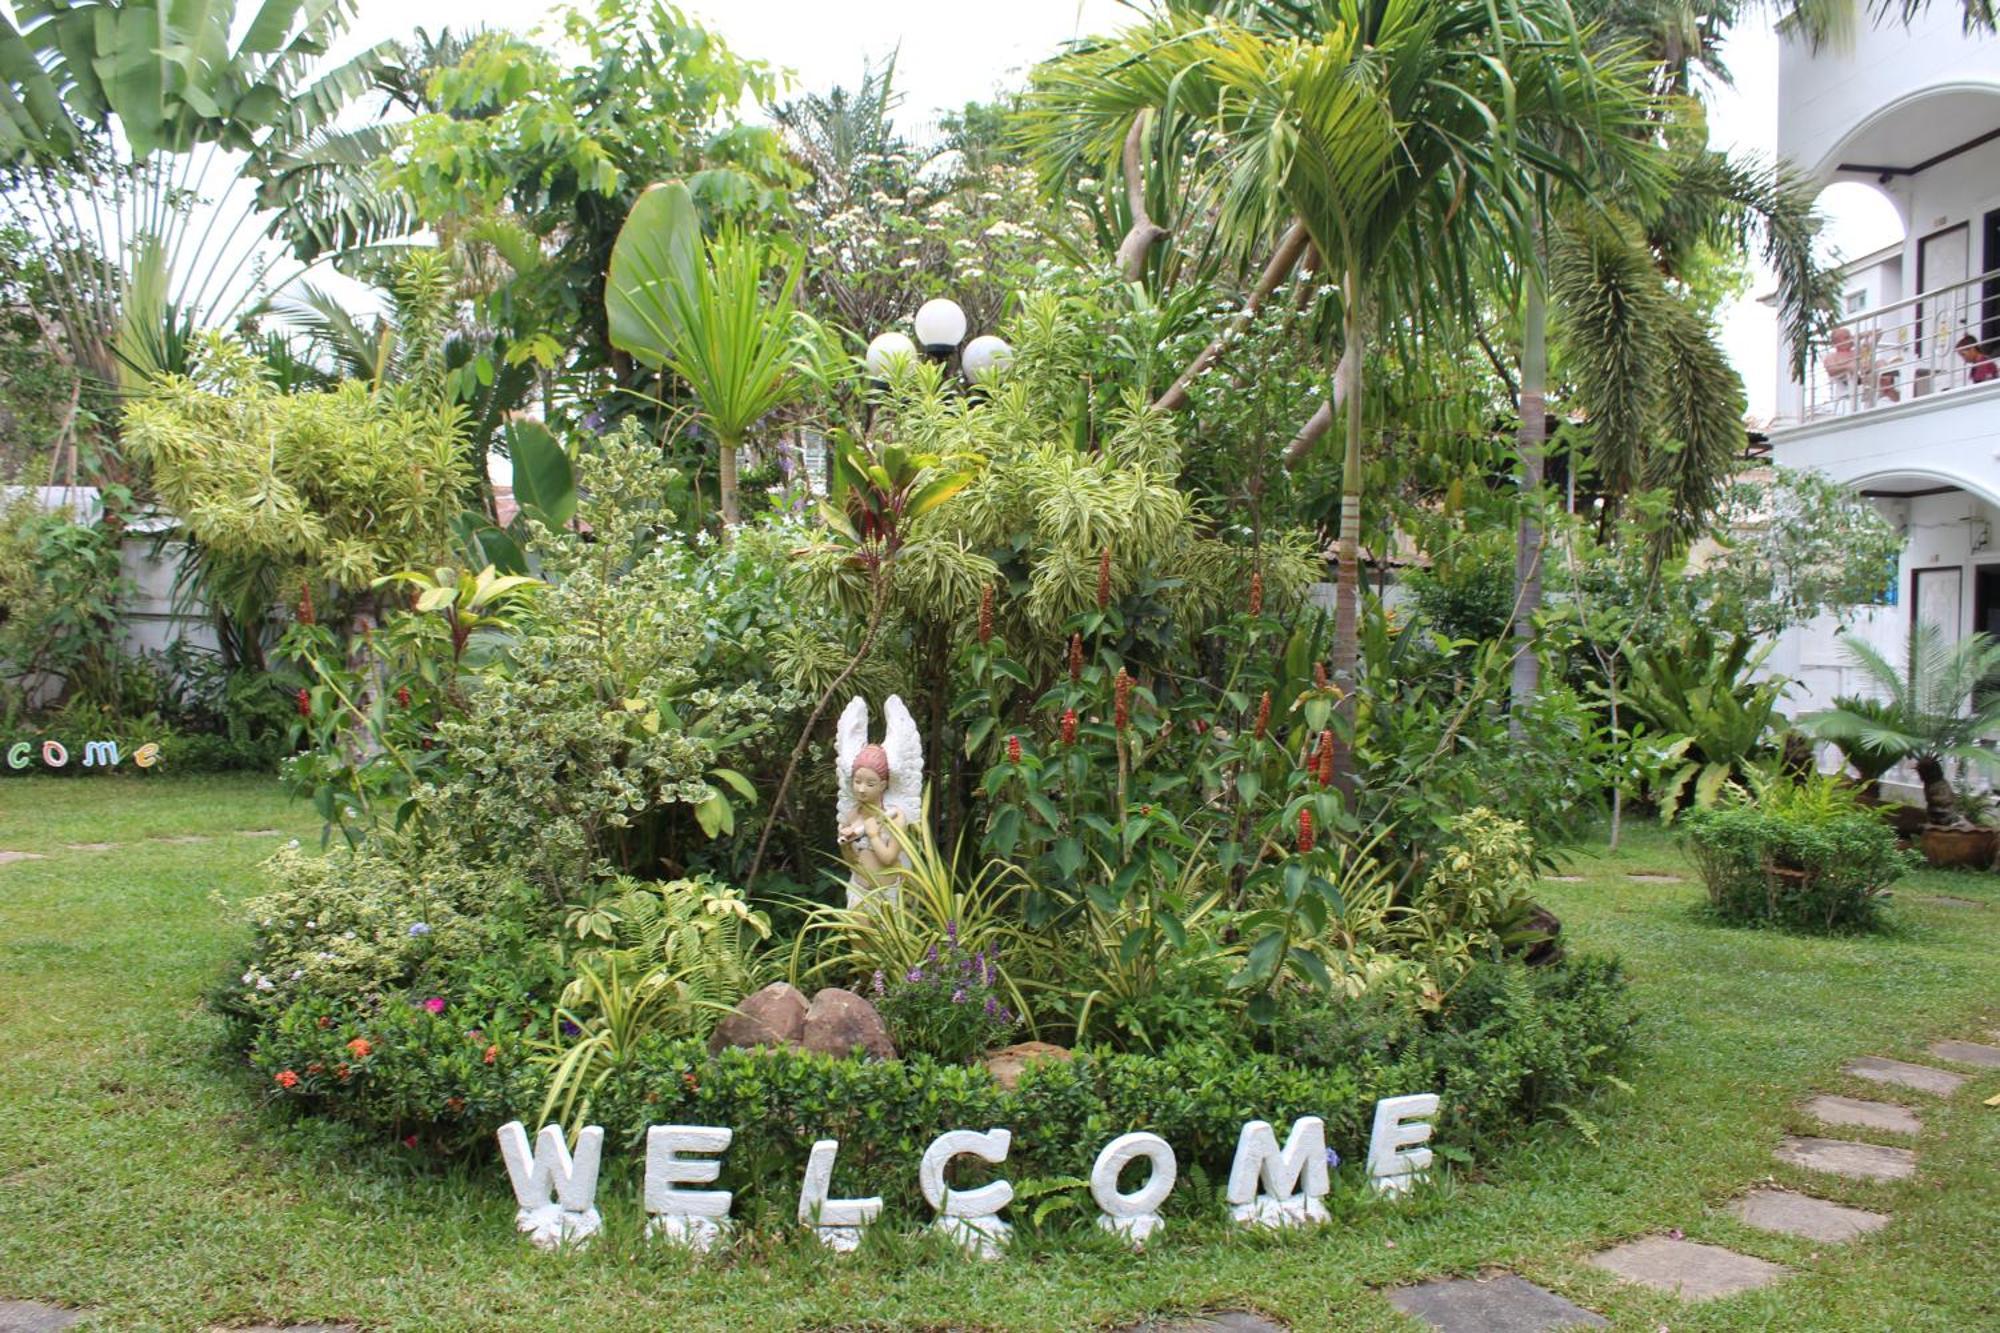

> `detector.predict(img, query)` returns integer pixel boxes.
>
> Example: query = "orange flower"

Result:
[335,1063,351,1080]
[274,1069,300,1089]
[305,1062,324,1076]
[346,1036,373,1059]
[1096,547,1113,610]
[1068,633,1084,683]
[482,1043,498,1065]
[445,1096,466,1113]
[1254,690,1272,740]
[1249,569,1264,617]
[1315,729,1335,787]
[1297,807,1317,854]
[1114,669,1133,731]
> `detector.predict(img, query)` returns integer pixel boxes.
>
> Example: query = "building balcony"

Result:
[1794,265,2000,426]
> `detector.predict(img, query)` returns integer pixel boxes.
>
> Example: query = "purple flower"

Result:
[951,986,967,1005]
[1325,1147,1341,1169]
[975,951,989,984]
[925,943,939,964]
[871,970,886,998]
[983,995,997,1016]
[561,1019,581,1037]
[407,922,431,937]
[946,919,958,947]
[905,966,923,983]
[421,996,446,1014]
[998,1007,1014,1025]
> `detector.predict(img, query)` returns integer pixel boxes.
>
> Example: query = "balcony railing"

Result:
[1801,266,2000,422]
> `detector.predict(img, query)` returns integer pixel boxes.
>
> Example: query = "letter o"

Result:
[41,740,68,768]
[1090,1132,1176,1218]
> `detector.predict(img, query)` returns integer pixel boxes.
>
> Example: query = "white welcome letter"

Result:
[1226,1117,1329,1229]
[496,1120,603,1249]
[644,1124,734,1250]
[1090,1131,1176,1247]
[798,1139,882,1252]
[1367,1093,1440,1196]
[919,1128,1013,1258]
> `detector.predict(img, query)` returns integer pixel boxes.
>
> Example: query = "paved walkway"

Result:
[1382,1027,1995,1331]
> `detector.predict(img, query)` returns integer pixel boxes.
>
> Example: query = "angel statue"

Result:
[834,695,924,909]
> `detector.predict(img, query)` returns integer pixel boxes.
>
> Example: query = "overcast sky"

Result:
[189,2,1920,420]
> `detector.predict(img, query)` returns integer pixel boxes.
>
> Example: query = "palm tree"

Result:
[606,181,804,526]
[1804,623,2000,827]
[1025,0,1656,785]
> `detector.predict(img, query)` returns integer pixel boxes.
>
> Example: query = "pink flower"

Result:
[421,996,446,1015]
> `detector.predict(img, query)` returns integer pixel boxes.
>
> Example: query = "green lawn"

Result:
[1,776,1996,1332]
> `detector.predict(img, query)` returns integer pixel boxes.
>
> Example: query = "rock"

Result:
[707,982,809,1053]
[1728,1189,1888,1244]
[1587,1236,1787,1301]
[1842,1055,1967,1096]
[984,1040,1073,1090]
[1388,1274,1608,1331]
[1802,1094,1921,1136]
[801,987,896,1061]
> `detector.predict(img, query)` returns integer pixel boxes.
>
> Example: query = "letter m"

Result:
[82,740,121,768]
[1226,1116,1328,1205]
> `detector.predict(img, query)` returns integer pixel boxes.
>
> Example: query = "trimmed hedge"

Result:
[1681,803,1912,932]
[246,954,1634,1217]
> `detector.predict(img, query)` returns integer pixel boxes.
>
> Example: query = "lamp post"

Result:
[865,297,1012,386]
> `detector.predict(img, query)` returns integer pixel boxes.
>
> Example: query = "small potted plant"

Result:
[1804,624,2000,869]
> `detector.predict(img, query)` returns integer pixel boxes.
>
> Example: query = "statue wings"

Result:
[834,695,870,829]
[879,694,923,827]
[832,694,924,829]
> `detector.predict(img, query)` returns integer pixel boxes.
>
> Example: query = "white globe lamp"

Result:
[961,335,1014,383]
[864,331,918,377]
[912,298,969,357]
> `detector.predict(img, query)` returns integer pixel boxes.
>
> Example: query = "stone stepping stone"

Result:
[1928,1039,2000,1069]
[1624,872,1683,883]
[1115,1315,1284,1333]
[1545,875,1585,883]
[0,1300,84,1331]
[62,842,115,852]
[1388,1273,1607,1330]
[1728,1189,1889,1244]
[1587,1236,1786,1301]
[1843,1056,1967,1095]
[1803,1094,1921,1135]
[236,828,283,837]
[0,851,46,866]
[1915,894,1983,908]
[1776,1135,1916,1182]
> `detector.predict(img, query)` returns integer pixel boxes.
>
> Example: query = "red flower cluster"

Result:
[346,1036,373,1059]
[1069,633,1084,684]
[483,1043,499,1065]
[1114,669,1133,731]
[1007,734,1023,764]
[1254,690,1272,740]
[1249,569,1264,617]
[1060,708,1078,745]
[296,582,315,627]
[1297,807,1317,854]
[1314,729,1335,787]
[295,687,311,718]
[274,1069,300,1089]
[978,584,995,644]
[1096,547,1113,610]
[396,686,412,709]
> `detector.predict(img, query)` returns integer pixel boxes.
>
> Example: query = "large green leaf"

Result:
[505,419,575,528]
[606,179,700,368]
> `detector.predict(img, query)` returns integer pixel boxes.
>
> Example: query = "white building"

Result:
[1765,4,2000,713]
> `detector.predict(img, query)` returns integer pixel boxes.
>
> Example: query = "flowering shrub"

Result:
[873,929,1020,1063]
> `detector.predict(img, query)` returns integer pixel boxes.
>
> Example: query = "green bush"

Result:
[1681,783,1913,932]
[242,951,1631,1221]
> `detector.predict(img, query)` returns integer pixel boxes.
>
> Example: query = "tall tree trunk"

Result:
[1914,755,1955,827]
[1329,273,1365,797]
[1509,273,1547,738]
[1156,222,1311,412]
[1115,111,1170,283]
[718,431,741,526]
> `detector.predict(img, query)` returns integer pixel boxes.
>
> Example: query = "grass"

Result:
[1,775,1997,1331]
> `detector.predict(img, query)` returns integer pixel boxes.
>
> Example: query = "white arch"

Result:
[1805,79,2000,185]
